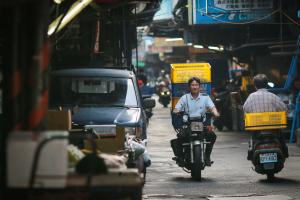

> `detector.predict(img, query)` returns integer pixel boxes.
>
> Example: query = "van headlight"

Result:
[84,125,116,137]
[125,126,142,138]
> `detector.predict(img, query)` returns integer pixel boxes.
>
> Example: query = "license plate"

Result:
[191,122,203,131]
[259,153,277,163]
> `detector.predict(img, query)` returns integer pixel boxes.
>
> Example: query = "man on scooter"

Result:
[172,77,220,166]
[243,74,289,158]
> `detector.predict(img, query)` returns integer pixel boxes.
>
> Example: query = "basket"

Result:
[244,111,287,131]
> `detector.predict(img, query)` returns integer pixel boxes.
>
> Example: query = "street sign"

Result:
[190,0,274,25]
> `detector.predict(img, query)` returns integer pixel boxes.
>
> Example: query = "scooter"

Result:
[171,113,212,181]
[245,112,288,181]
[248,131,286,181]
[142,95,155,124]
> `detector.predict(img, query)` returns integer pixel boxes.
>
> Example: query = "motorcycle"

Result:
[158,86,171,108]
[248,131,286,181]
[171,113,212,181]
[142,95,155,124]
[245,112,288,181]
[212,90,233,131]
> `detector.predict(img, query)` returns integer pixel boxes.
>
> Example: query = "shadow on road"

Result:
[172,176,217,183]
[258,177,300,185]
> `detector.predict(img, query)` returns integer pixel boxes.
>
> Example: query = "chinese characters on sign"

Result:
[214,0,273,11]
[192,0,274,24]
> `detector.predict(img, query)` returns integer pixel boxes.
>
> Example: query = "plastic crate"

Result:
[244,111,287,131]
[171,63,211,84]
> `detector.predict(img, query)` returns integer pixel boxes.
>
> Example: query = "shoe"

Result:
[205,158,213,167]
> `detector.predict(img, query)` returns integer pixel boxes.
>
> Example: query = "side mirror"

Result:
[143,98,156,109]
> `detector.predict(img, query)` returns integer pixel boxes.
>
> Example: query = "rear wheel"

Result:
[191,145,202,181]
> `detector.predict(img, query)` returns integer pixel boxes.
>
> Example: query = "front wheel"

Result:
[267,173,275,182]
[191,145,202,181]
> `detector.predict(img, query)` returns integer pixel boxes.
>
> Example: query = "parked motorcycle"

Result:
[212,90,233,131]
[171,113,212,181]
[142,95,155,124]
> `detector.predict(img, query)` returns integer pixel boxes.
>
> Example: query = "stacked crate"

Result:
[170,63,212,110]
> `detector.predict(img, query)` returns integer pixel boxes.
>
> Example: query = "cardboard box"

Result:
[47,110,72,130]
[84,126,125,153]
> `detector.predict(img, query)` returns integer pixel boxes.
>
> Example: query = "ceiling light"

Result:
[165,38,183,42]
[193,45,204,48]
[208,46,220,50]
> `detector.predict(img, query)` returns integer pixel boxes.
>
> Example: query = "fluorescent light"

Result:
[193,45,204,48]
[48,0,93,36]
[165,38,183,42]
[208,46,220,50]
[187,43,193,46]
[53,0,64,4]
[208,46,224,51]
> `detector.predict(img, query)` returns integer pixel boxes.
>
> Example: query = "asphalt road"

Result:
[143,99,300,200]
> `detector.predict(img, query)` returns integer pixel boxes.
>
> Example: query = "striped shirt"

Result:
[243,89,287,113]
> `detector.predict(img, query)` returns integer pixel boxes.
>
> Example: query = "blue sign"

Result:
[192,0,274,24]
[298,10,300,19]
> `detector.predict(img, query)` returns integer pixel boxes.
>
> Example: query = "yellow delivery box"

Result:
[170,63,212,110]
[171,63,211,84]
[244,111,287,131]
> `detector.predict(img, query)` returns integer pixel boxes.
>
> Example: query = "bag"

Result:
[171,112,184,129]
[171,94,188,129]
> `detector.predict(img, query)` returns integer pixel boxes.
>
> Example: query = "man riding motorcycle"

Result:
[172,77,220,166]
[243,74,289,158]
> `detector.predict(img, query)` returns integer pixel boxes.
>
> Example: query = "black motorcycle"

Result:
[142,95,155,124]
[248,131,287,181]
[213,90,233,131]
[158,86,171,107]
[171,113,212,181]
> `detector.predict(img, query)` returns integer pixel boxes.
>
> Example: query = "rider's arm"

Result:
[173,95,186,113]
[210,107,220,118]
[205,96,220,118]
